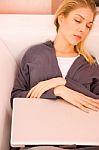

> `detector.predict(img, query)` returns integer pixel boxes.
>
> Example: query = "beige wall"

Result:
[0,0,62,14]
[0,0,51,14]
[52,0,62,14]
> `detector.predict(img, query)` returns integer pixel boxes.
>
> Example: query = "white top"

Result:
[57,56,79,78]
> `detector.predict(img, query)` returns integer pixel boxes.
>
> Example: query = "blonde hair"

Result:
[54,0,97,64]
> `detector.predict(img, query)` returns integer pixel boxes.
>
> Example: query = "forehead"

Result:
[68,7,94,22]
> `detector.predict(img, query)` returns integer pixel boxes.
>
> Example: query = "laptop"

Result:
[11,98,99,147]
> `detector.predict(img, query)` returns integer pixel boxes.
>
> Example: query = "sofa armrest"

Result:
[0,40,17,150]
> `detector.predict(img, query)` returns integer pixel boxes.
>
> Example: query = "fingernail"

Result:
[85,109,89,113]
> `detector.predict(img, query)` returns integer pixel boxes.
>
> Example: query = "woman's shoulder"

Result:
[25,40,53,56]
[87,55,99,76]
[21,40,54,63]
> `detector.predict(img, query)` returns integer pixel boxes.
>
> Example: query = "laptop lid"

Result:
[11,98,99,147]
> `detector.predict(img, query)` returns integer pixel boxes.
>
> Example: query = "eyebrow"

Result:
[75,14,93,23]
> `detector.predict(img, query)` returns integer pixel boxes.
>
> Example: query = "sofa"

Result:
[0,14,99,150]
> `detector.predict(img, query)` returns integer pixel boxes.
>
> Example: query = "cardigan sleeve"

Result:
[11,50,30,107]
[90,63,99,95]
[41,88,57,100]
[11,46,57,108]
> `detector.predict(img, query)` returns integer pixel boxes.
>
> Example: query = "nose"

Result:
[79,23,86,33]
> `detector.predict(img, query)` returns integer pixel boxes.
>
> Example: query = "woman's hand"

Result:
[54,85,99,113]
[26,77,66,98]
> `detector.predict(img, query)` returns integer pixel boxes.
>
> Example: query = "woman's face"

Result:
[58,7,94,46]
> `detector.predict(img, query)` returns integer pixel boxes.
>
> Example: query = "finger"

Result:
[78,93,99,110]
[29,84,47,98]
[90,99,99,104]
[80,100,98,111]
[77,94,99,111]
[79,105,89,113]
[28,82,44,98]
[66,98,89,113]
[30,83,46,98]
[26,89,32,98]
[31,80,55,98]
[74,101,89,113]
[82,97,99,109]
[27,87,35,98]
[31,84,49,98]
[88,101,99,109]
[84,95,99,105]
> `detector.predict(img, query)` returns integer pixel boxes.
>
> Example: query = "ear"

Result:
[58,14,65,25]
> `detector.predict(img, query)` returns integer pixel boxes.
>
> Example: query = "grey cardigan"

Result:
[11,41,99,106]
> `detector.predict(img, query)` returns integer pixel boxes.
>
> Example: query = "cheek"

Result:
[62,19,74,32]
[63,24,74,35]
[68,21,78,34]
[67,21,75,30]
[83,30,90,39]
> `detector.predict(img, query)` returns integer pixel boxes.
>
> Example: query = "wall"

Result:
[0,0,51,14]
[0,0,62,14]
[0,0,99,14]
[52,0,62,14]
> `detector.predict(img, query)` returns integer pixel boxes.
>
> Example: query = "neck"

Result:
[54,34,77,57]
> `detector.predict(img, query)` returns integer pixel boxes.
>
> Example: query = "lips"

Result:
[74,35,82,40]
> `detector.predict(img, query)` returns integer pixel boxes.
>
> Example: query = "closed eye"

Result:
[86,23,93,29]
[74,19,81,23]
[86,25,92,29]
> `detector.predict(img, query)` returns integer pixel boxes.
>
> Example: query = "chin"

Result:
[70,36,82,45]
[70,40,79,46]
[66,37,81,46]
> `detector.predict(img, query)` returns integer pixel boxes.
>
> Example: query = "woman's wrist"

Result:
[62,78,66,85]
[54,85,63,97]
[52,77,66,86]
[59,77,66,85]
[54,77,66,96]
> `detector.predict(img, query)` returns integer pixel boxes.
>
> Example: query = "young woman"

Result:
[11,0,99,149]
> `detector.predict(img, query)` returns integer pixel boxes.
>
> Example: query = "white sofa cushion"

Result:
[85,15,99,62]
[0,15,56,65]
[0,40,17,150]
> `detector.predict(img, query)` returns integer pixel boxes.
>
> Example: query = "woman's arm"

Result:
[26,77,66,98]
[90,78,99,95]
[11,55,30,107]
[90,62,99,95]
[11,46,66,107]
[54,85,99,113]
[26,76,99,113]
